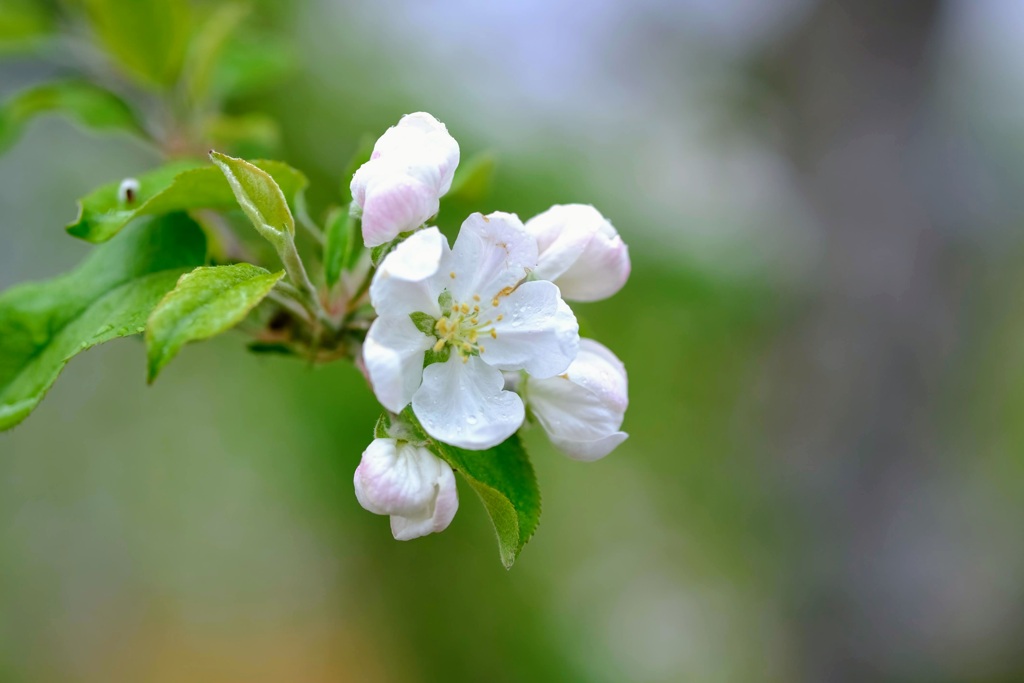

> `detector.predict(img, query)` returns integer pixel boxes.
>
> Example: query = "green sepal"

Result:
[437,289,454,311]
[374,412,392,440]
[370,240,393,268]
[145,263,284,382]
[422,345,450,367]
[409,312,437,336]
[67,158,308,243]
[0,80,146,154]
[0,214,207,431]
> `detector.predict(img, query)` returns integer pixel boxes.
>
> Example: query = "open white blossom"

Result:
[523,338,628,461]
[354,438,459,540]
[525,204,630,302]
[350,112,460,247]
[363,212,580,450]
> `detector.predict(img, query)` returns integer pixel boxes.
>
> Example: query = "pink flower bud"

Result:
[354,438,459,540]
[525,204,630,302]
[350,112,460,247]
[524,339,628,461]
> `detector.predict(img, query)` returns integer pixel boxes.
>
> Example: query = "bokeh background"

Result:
[3,0,1024,681]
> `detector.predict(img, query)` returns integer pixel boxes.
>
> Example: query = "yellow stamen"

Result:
[473,294,481,302]
[460,303,470,314]
[490,328,497,339]
[492,298,499,307]
[450,272,456,279]
[469,330,478,342]
[433,339,446,352]
[479,345,486,353]
[496,314,504,321]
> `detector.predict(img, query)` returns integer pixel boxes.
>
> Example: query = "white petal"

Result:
[550,432,629,462]
[555,228,630,302]
[525,339,629,460]
[363,315,433,412]
[373,112,460,195]
[447,212,537,302]
[484,281,578,378]
[391,461,459,540]
[370,227,448,318]
[359,169,440,246]
[353,439,442,517]
[525,204,630,302]
[524,204,597,281]
[412,355,525,450]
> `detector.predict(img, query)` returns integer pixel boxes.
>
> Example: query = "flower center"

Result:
[432,293,502,362]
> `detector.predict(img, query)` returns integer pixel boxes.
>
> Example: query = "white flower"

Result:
[524,204,630,302]
[363,212,580,450]
[354,437,459,540]
[350,112,460,247]
[523,338,628,461]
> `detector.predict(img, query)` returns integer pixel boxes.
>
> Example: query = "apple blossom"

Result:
[350,112,460,247]
[523,338,628,461]
[354,437,459,540]
[363,212,580,450]
[524,204,630,302]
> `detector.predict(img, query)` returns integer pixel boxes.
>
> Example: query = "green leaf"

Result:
[183,1,249,104]
[445,152,496,204]
[203,113,280,157]
[67,158,308,243]
[211,32,294,100]
[210,150,295,246]
[0,214,207,431]
[0,0,54,50]
[401,408,540,568]
[409,312,437,336]
[145,263,283,382]
[433,434,541,568]
[246,341,296,357]
[82,0,191,88]
[0,81,146,153]
[323,205,351,288]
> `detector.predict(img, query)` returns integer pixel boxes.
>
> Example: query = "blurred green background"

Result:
[3,0,1024,681]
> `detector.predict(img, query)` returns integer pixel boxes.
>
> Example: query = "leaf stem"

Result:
[280,234,335,331]
[294,192,325,245]
[267,286,314,325]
